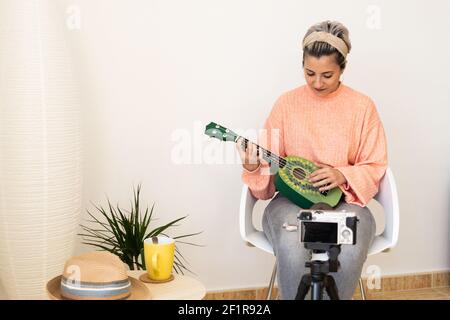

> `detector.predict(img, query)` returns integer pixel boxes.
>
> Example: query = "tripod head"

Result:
[295,243,342,300]
[304,243,341,272]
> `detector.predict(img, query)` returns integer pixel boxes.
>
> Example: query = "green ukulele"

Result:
[205,122,342,208]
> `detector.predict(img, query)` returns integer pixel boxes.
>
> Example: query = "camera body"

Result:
[297,209,358,245]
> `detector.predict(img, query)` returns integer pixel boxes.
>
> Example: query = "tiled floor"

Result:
[359,287,450,300]
[204,271,450,300]
[204,286,450,300]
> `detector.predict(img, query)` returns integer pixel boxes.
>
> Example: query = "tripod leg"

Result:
[324,275,340,300]
[311,281,323,300]
[295,275,311,300]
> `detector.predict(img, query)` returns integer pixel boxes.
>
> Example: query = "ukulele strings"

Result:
[237,136,326,192]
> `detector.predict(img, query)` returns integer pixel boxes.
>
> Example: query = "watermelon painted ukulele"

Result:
[205,122,342,208]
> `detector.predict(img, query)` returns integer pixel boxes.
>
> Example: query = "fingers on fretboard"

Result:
[241,139,248,151]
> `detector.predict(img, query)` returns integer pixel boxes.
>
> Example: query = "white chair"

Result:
[239,167,399,300]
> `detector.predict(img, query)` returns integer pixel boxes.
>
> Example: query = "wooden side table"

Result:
[128,271,206,300]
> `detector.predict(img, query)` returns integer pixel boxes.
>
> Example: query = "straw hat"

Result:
[46,251,150,300]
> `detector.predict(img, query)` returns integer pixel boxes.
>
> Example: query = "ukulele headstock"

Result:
[205,122,238,142]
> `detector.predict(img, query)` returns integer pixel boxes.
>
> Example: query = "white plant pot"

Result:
[0,0,82,299]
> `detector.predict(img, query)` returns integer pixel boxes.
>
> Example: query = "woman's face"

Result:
[303,54,343,97]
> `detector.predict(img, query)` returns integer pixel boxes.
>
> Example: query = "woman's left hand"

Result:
[309,163,347,192]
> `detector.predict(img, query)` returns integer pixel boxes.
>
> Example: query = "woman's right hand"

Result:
[236,137,261,171]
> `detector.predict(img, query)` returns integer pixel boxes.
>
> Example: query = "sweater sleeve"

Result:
[241,96,286,200]
[336,99,388,207]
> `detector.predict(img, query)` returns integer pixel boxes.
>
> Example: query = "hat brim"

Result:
[46,275,151,300]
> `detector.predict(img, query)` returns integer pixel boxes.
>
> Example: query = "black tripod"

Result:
[295,243,341,300]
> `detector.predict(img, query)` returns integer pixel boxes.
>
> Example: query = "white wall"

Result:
[58,0,449,291]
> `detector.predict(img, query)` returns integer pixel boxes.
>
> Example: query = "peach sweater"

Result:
[242,83,388,207]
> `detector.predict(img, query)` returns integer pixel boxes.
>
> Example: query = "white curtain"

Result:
[0,0,82,299]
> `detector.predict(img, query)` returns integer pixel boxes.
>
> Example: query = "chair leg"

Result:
[359,277,366,300]
[266,261,277,300]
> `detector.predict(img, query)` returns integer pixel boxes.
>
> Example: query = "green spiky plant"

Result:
[79,184,203,274]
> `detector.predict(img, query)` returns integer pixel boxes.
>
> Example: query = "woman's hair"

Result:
[302,20,351,70]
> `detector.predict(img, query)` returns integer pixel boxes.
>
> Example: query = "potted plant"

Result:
[79,184,203,275]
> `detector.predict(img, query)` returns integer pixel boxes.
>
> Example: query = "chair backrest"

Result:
[370,167,400,255]
[239,185,258,242]
[239,185,275,254]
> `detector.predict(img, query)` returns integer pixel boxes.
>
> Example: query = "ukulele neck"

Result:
[236,136,284,166]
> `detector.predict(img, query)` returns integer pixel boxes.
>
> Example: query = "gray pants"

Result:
[262,193,376,300]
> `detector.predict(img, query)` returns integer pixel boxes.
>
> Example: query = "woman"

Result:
[236,20,387,300]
